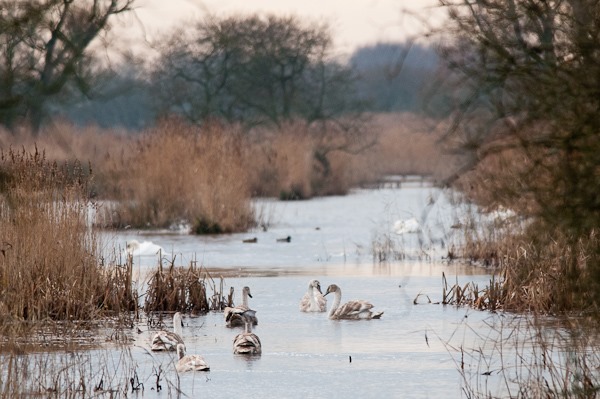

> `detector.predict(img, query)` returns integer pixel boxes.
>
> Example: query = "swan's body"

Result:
[151,312,185,351]
[299,279,327,312]
[176,344,210,372]
[224,286,258,327]
[324,284,383,320]
[233,316,262,355]
[393,217,421,234]
[126,239,168,256]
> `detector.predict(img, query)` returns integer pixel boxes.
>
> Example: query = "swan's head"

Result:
[324,284,340,296]
[243,286,253,298]
[176,343,186,359]
[125,239,140,253]
[310,279,323,294]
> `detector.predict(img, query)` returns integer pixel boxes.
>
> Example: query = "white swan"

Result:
[233,315,262,355]
[224,286,258,327]
[393,217,421,234]
[299,279,327,312]
[126,239,168,256]
[324,284,383,320]
[151,312,185,351]
[175,343,210,372]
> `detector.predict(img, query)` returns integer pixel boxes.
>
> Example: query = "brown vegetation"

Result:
[1,113,445,233]
[0,148,135,325]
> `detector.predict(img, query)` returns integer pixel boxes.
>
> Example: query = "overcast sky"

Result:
[127,0,444,56]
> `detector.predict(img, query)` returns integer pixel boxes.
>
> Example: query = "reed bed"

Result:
[0,149,133,323]
[2,113,448,233]
[143,256,233,314]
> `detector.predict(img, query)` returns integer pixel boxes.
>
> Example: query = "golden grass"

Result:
[0,148,134,324]
[144,258,210,314]
[1,113,448,232]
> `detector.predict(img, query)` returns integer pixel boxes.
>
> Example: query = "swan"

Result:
[299,279,327,312]
[175,343,210,372]
[393,217,421,234]
[126,239,169,256]
[151,312,185,351]
[324,284,383,320]
[224,286,258,327]
[233,315,262,355]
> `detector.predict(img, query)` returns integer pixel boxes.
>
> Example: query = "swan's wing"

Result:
[334,300,375,319]
[176,355,210,372]
[233,332,262,354]
[299,293,311,311]
[316,292,327,312]
[151,331,185,351]
[226,307,258,326]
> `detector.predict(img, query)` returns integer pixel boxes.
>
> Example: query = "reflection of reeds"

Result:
[447,315,600,398]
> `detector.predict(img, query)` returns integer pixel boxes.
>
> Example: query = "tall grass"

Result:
[99,119,256,233]
[0,148,133,324]
[1,114,449,233]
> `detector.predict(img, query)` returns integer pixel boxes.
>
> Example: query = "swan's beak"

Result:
[316,284,323,294]
[248,293,253,298]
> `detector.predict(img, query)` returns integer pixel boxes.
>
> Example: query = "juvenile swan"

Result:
[224,286,258,327]
[299,279,327,312]
[175,343,210,372]
[233,315,262,355]
[151,312,185,351]
[324,284,383,320]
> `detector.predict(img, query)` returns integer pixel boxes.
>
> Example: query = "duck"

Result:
[276,236,291,242]
[299,279,327,312]
[224,286,258,327]
[175,343,210,372]
[242,237,258,243]
[324,284,383,320]
[233,314,262,355]
[151,312,185,351]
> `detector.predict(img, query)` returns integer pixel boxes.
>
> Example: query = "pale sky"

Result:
[125,0,444,56]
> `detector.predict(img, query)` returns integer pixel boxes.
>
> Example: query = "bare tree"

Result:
[435,0,600,237]
[0,0,135,133]
[151,14,363,128]
[433,0,600,311]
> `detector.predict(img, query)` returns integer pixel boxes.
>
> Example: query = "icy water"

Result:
[90,186,511,398]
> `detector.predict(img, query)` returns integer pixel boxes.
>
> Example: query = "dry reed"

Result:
[0,148,133,323]
[144,257,211,314]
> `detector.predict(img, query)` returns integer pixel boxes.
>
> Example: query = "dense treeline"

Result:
[60,41,440,130]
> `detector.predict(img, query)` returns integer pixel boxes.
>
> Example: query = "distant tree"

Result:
[150,14,363,128]
[0,0,135,133]
[349,42,440,113]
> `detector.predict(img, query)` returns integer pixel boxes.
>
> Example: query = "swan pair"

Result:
[300,279,383,320]
[223,286,261,355]
[150,312,210,372]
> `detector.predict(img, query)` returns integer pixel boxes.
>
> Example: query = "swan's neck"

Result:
[244,321,252,334]
[308,285,317,308]
[173,316,183,337]
[329,290,342,318]
[242,291,249,307]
